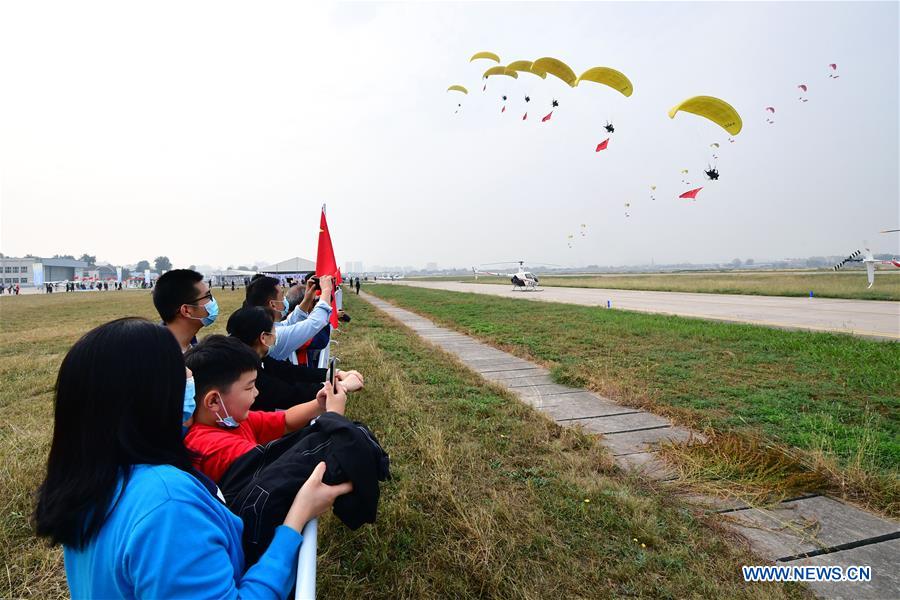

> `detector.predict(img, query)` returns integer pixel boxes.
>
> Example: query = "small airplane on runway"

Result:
[833,245,900,288]
[473,261,545,291]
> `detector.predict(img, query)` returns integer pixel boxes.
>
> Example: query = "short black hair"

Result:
[244,275,280,308]
[153,269,204,323]
[35,318,191,548]
[226,307,275,347]
[184,335,260,399]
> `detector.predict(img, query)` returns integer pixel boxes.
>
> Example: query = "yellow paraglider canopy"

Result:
[447,85,468,94]
[532,57,577,87]
[506,60,547,78]
[483,66,518,79]
[576,67,633,97]
[470,51,500,63]
[668,96,743,136]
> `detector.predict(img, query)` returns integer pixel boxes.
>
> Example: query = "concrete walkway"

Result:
[387,281,900,341]
[361,292,900,599]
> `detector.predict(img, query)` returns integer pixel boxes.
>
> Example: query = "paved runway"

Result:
[389,281,900,340]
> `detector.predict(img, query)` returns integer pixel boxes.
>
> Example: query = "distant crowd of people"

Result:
[35,268,388,599]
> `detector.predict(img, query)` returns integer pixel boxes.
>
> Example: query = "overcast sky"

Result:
[1,1,897,269]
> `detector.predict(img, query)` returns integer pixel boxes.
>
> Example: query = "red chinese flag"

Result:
[679,187,703,199]
[595,138,609,152]
[316,207,341,328]
[542,111,553,122]
[522,112,527,120]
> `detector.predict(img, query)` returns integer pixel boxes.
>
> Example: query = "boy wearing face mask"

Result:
[243,275,333,363]
[184,335,346,483]
[153,269,220,352]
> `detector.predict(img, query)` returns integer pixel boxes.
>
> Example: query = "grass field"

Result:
[415,270,900,301]
[364,284,900,516]
[0,290,810,598]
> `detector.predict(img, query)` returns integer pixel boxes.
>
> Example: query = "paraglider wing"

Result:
[483,66,518,79]
[710,143,720,148]
[828,64,837,70]
[542,111,553,122]
[596,138,609,152]
[506,60,547,78]
[668,96,743,136]
[765,106,775,113]
[532,57,577,87]
[522,112,528,120]
[679,187,703,199]
[470,51,500,63]
[447,85,468,94]
[575,66,634,97]
[798,84,808,92]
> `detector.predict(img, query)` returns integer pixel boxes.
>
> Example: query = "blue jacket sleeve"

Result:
[270,300,331,361]
[123,499,302,599]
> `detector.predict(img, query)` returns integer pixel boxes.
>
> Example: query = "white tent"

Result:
[261,257,316,273]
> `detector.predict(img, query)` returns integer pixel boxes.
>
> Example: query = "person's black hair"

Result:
[226,307,275,347]
[152,269,204,323]
[184,335,260,400]
[243,275,279,309]
[35,318,193,549]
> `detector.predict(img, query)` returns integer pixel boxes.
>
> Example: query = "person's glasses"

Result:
[189,291,213,305]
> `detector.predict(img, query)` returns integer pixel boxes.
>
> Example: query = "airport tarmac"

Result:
[389,281,900,341]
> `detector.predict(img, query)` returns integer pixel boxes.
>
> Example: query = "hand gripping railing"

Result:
[294,325,334,599]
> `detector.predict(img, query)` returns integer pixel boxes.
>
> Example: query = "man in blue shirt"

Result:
[244,274,333,363]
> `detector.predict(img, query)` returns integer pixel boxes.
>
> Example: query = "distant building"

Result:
[261,256,316,276]
[0,256,89,287]
[426,262,438,271]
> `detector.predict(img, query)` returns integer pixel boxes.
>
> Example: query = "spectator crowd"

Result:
[34,268,388,599]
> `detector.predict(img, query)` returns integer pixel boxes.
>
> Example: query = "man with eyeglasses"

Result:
[153,269,220,353]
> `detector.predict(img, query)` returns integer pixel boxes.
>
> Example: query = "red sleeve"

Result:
[185,425,258,483]
[245,410,286,445]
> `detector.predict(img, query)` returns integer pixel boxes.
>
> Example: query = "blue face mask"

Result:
[182,377,196,434]
[195,297,219,326]
[215,395,240,429]
[280,297,289,318]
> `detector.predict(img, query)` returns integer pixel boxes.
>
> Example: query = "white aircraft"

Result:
[472,261,543,291]
[833,245,900,288]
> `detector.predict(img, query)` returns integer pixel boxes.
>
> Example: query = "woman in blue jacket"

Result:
[34,317,351,599]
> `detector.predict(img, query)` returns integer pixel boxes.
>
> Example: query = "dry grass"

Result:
[0,290,812,598]
[364,284,900,517]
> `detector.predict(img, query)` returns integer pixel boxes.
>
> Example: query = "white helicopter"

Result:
[833,244,900,288]
[472,261,550,291]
